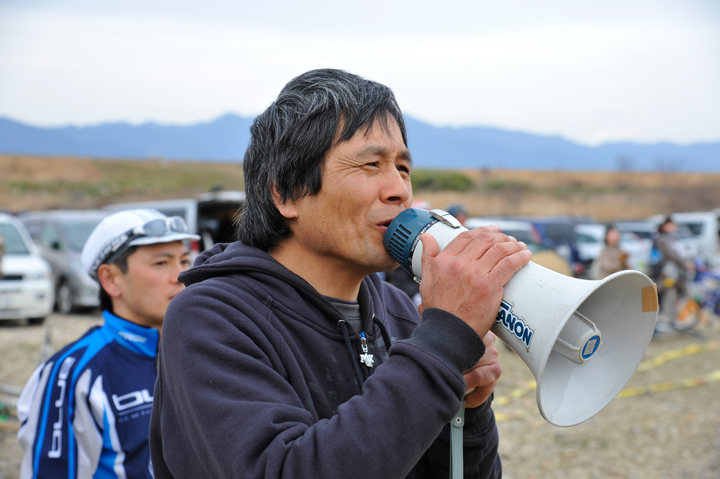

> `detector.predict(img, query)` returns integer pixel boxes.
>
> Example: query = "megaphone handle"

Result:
[450,402,465,479]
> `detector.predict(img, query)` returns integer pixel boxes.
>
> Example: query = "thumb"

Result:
[419,233,440,279]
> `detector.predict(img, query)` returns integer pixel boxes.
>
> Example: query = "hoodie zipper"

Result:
[359,332,375,368]
[338,319,366,388]
[337,314,394,390]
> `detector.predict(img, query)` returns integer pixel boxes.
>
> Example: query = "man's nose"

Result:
[171,261,186,281]
[382,168,411,204]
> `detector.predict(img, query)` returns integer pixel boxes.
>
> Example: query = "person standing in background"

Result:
[591,225,629,279]
[17,209,198,479]
[652,216,693,328]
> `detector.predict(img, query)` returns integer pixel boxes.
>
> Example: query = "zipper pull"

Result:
[359,332,375,368]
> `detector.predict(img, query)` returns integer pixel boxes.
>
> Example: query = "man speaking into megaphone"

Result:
[150,69,532,479]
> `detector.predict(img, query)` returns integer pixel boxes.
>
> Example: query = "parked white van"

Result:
[0,212,54,323]
[103,190,246,258]
[647,209,720,267]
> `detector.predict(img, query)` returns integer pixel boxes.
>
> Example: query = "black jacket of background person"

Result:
[150,241,501,478]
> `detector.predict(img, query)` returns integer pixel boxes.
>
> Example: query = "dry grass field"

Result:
[2,154,720,220]
[0,154,244,212]
[418,168,720,221]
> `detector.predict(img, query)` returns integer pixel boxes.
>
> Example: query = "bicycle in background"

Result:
[673,260,720,334]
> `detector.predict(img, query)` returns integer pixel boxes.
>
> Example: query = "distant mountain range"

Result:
[1,114,718,171]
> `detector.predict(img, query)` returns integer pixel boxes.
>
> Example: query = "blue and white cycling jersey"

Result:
[17,311,159,479]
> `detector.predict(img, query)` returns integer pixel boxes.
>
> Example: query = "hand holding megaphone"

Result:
[384,208,659,427]
[416,224,532,340]
[462,331,502,409]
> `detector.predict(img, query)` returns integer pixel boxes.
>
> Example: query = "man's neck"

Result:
[109,303,162,335]
[270,243,365,301]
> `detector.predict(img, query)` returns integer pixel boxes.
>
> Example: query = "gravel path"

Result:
[2,313,719,479]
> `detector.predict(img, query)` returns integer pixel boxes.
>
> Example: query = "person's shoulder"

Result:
[43,325,103,362]
[32,326,111,394]
[173,272,263,311]
[165,272,276,339]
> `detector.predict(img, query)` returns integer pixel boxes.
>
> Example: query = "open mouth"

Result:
[378,220,393,231]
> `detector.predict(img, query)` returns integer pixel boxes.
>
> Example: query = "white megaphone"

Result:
[383,208,659,427]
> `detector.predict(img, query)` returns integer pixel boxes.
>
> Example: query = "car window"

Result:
[39,222,62,250]
[576,233,600,244]
[543,223,577,242]
[675,225,694,239]
[631,230,653,240]
[59,219,104,252]
[620,231,642,243]
[0,223,30,255]
[23,220,42,241]
[680,222,704,236]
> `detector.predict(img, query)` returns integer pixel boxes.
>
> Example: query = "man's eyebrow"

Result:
[356,145,413,165]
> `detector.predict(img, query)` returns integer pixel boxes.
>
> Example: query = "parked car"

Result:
[20,210,109,314]
[507,216,588,277]
[613,221,656,248]
[465,217,572,276]
[575,223,652,275]
[624,218,697,259]
[574,223,606,265]
[0,212,54,323]
[465,217,542,245]
[103,190,246,258]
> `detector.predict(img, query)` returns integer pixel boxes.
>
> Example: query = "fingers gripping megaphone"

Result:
[383,208,659,427]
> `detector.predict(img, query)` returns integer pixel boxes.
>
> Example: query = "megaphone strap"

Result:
[450,402,465,479]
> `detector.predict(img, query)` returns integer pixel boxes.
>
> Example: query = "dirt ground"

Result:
[1,312,719,479]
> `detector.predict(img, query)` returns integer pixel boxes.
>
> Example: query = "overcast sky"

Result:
[1,0,718,145]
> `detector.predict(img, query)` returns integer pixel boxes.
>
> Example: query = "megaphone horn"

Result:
[384,208,659,427]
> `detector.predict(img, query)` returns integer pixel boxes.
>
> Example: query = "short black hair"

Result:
[238,68,407,251]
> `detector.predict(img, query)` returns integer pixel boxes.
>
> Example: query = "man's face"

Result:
[111,241,191,329]
[276,117,413,282]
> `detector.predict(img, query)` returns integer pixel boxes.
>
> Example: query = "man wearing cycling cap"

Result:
[17,208,199,479]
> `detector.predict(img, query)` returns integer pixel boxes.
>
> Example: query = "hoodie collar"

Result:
[180,241,387,334]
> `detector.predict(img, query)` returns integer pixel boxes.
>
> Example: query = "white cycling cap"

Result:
[81,208,200,279]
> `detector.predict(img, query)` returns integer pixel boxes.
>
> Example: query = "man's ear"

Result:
[272,185,299,220]
[97,264,123,299]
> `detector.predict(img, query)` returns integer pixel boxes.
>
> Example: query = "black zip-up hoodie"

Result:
[150,242,501,479]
